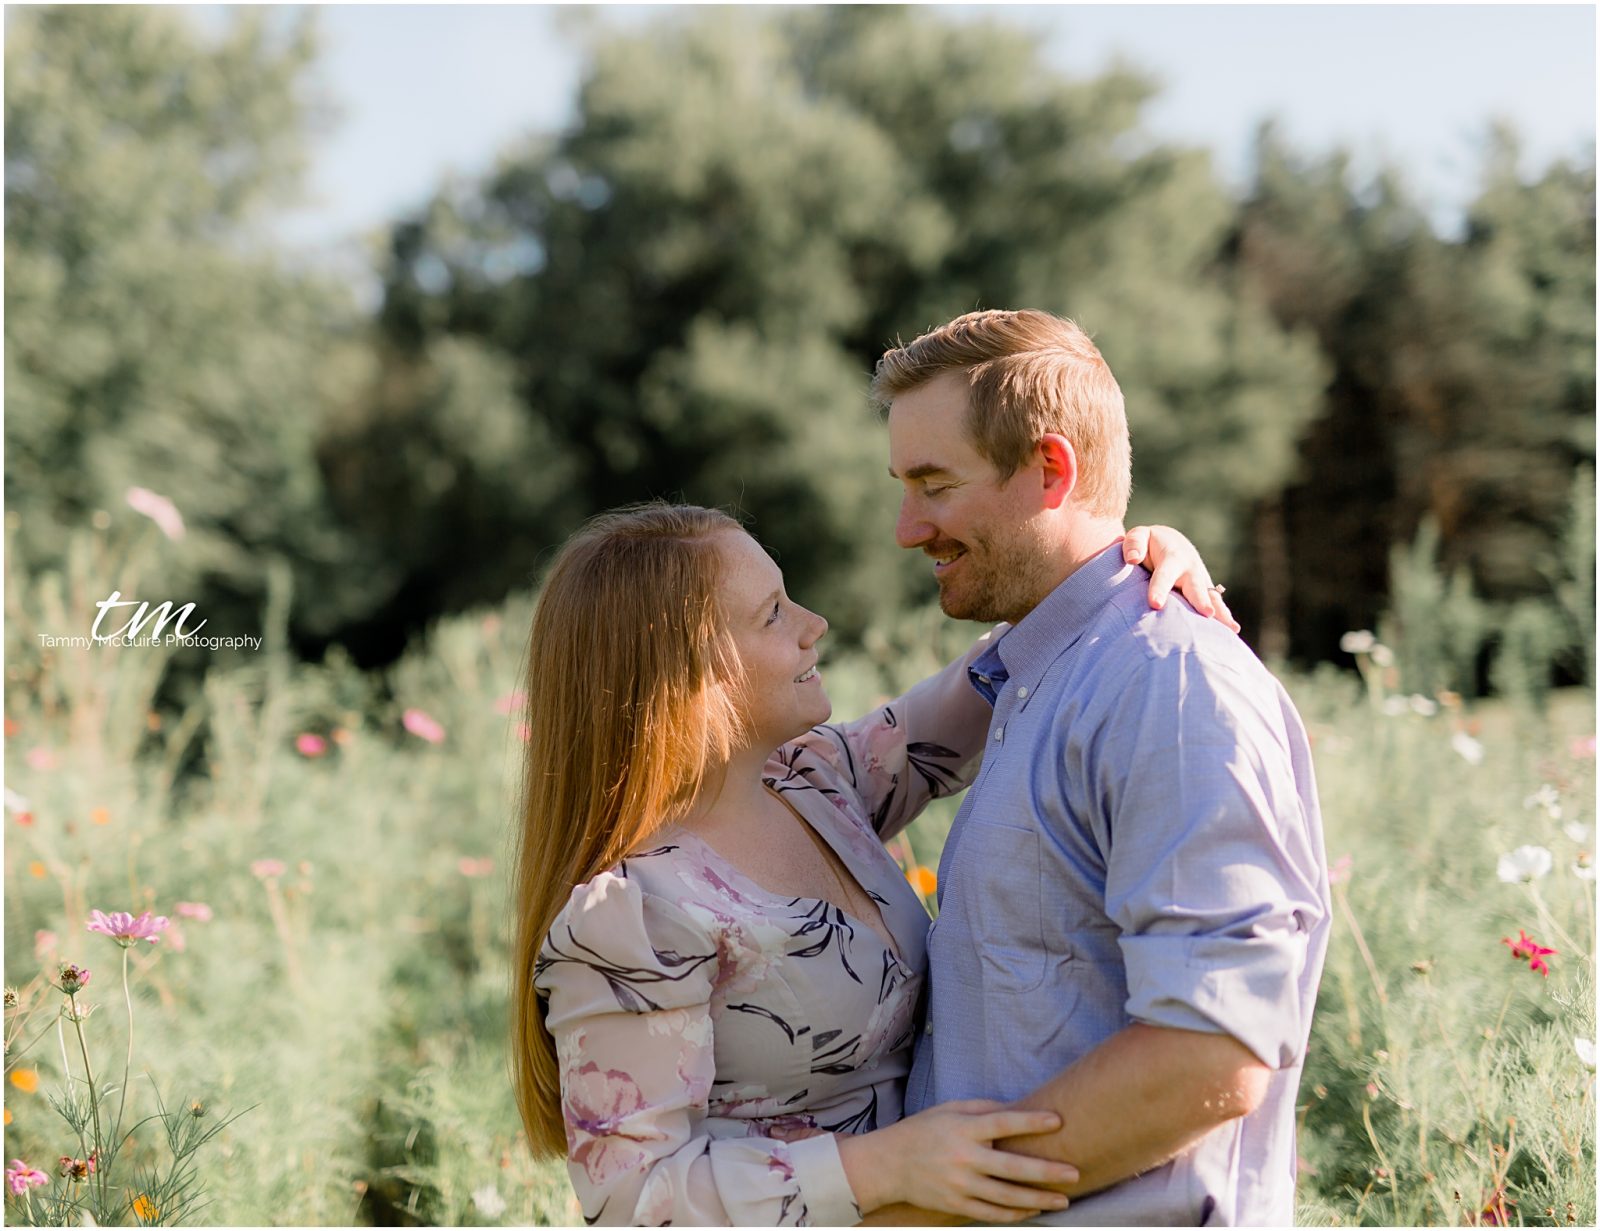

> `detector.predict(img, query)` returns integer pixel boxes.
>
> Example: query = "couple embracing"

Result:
[510,310,1331,1227]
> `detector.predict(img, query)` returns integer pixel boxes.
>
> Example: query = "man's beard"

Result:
[936,525,1054,625]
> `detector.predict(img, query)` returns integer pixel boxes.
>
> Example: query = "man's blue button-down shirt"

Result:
[905,541,1331,1226]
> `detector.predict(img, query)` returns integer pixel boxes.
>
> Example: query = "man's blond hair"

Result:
[872,309,1131,519]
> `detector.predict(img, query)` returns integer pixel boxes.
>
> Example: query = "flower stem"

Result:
[115,946,133,1152]
[70,1001,106,1213]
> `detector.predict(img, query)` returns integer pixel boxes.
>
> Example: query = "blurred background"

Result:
[2,6,1594,1227]
[5,3,1594,687]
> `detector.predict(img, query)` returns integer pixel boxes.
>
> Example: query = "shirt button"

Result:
[993,727,1004,742]
[1016,686,1029,699]
[924,1020,934,1037]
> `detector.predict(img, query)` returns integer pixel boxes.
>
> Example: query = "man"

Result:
[874,309,1330,1226]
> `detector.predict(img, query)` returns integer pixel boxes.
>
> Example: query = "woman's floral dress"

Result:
[534,635,998,1226]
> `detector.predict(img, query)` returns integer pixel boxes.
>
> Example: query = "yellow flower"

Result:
[9,1068,39,1093]
[4,1107,12,1125]
[28,861,46,879]
[133,1193,159,1221]
[90,807,111,826]
[907,865,937,896]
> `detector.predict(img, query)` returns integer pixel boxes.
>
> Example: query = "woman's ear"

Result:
[1036,434,1078,510]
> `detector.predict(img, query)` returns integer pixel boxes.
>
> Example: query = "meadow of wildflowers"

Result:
[3,521,1594,1226]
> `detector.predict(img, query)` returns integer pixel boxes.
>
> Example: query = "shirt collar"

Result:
[967,540,1135,702]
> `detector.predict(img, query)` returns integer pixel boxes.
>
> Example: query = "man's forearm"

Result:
[1000,1023,1269,1198]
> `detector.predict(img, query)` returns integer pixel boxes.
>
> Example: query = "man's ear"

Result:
[1036,434,1078,510]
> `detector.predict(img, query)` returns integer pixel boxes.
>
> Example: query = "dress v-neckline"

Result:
[669,795,908,969]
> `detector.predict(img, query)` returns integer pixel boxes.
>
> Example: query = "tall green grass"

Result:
[3,529,1593,1225]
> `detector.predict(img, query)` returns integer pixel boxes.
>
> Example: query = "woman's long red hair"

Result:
[510,503,746,1159]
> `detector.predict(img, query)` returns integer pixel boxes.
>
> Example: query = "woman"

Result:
[512,504,1231,1227]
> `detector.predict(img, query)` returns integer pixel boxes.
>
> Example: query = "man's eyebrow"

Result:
[887,463,954,481]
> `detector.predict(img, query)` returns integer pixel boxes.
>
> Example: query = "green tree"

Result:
[4,6,365,653]
[375,8,1325,640]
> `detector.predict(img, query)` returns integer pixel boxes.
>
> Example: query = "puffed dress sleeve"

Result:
[770,628,1003,842]
[535,870,863,1227]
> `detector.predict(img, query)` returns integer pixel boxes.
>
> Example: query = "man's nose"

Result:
[896,503,936,550]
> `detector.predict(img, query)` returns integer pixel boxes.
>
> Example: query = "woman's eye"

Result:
[766,601,781,626]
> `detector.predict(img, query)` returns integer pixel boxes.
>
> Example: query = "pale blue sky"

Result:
[193,4,1594,287]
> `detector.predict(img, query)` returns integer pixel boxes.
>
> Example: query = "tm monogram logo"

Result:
[92,591,207,642]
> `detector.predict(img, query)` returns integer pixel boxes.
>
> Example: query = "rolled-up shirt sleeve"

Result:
[536,873,862,1226]
[1093,650,1326,1070]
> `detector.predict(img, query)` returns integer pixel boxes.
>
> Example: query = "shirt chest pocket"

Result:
[956,819,1047,994]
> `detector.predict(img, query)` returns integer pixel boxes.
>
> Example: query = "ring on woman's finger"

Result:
[1208,583,1227,596]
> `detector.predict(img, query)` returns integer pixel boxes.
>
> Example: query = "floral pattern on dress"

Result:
[534,633,999,1226]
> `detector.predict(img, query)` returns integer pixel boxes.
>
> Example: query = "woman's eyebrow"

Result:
[752,588,781,619]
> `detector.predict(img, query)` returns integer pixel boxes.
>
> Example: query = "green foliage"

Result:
[1231,123,1595,664]
[3,6,378,667]
[375,7,1325,637]
[4,523,1595,1225]
[1379,518,1493,698]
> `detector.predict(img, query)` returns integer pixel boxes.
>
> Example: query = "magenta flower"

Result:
[250,859,286,880]
[1502,929,1558,977]
[56,963,90,994]
[86,910,170,947]
[125,486,186,541]
[492,692,527,715]
[175,901,213,922]
[402,708,446,744]
[294,733,328,758]
[6,1159,48,1195]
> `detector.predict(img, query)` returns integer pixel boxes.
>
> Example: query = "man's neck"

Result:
[1009,516,1126,625]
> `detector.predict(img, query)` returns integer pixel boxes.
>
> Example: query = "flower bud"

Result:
[58,963,90,995]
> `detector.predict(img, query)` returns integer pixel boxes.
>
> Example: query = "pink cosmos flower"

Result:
[515,722,531,743]
[57,963,90,994]
[6,1159,48,1195]
[251,859,286,879]
[125,486,186,542]
[493,692,527,715]
[295,733,328,758]
[1502,929,1558,977]
[24,747,56,772]
[175,901,213,922]
[402,708,446,744]
[1572,735,1597,760]
[457,857,495,878]
[1329,854,1353,886]
[33,930,57,959]
[87,910,169,946]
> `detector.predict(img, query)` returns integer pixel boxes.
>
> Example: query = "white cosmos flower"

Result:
[1451,732,1485,765]
[1408,695,1438,716]
[1575,1037,1596,1070]
[1369,643,1395,667]
[1381,696,1409,717]
[472,1185,507,1219]
[1524,784,1563,820]
[1565,821,1591,844]
[1497,845,1554,883]
[3,788,30,814]
[1340,630,1377,654]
